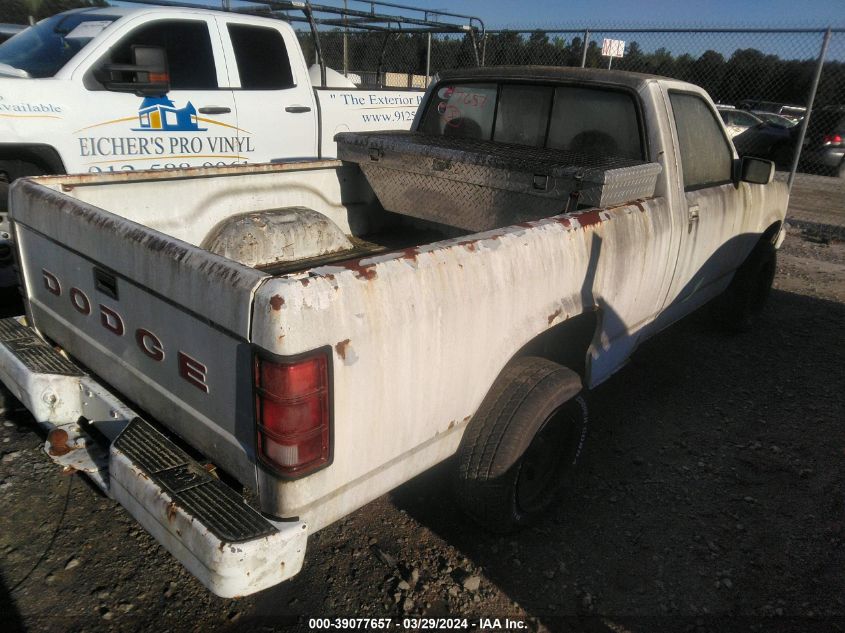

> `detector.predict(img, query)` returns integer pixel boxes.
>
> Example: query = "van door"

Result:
[218,19,318,162]
[73,16,241,174]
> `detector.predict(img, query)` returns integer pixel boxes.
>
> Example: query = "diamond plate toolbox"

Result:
[336,131,662,232]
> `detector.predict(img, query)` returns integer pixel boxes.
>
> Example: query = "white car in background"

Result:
[717,106,763,138]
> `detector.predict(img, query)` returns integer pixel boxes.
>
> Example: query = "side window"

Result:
[106,20,217,90]
[228,24,294,90]
[493,85,553,147]
[670,92,733,190]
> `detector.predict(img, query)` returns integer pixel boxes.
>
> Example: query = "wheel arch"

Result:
[761,221,782,245]
[505,309,598,386]
[0,144,67,181]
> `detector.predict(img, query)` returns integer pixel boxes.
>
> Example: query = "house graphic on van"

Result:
[134,96,206,132]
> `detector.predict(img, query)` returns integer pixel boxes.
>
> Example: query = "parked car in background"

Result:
[800,105,845,178]
[733,119,799,170]
[717,106,764,138]
[0,5,426,291]
[739,99,805,124]
[751,111,797,128]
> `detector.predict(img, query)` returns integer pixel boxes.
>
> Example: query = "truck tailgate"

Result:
[10,178,269,484]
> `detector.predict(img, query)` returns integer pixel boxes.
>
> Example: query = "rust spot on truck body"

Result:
[46,428,72,456]
[342,260,377,280]
[399,248,419,263]
[574,210,602,228]
[335,339,351,360]
[300,278,311,287]
[270,295,285,310]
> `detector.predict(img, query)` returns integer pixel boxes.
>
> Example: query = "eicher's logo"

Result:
[134,96,206,132]
[74,97,253,171]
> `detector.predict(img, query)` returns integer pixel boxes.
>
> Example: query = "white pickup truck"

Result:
[0,66,787,598]
[0,3,425,284]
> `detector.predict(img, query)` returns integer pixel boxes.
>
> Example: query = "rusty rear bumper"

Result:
[0,316,307,597]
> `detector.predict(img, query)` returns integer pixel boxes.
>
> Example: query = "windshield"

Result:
[0,12,119,78]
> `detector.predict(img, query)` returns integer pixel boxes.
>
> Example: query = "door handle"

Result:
[198,106,231,114]
[687,204,700,233]
[285,105,312,114]
[688,205,700,223]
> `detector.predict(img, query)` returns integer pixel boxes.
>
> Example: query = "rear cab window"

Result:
[418,83,497,140]
[419,80,644,160]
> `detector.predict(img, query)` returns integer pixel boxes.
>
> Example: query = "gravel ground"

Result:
[1,175,844,633]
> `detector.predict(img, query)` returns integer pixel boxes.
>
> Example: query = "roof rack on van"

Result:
[115,0,486,85]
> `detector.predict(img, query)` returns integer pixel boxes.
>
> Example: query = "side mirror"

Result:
[95,45,170,97]
[740,156,775,185]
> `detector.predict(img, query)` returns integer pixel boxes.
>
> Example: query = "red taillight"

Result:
[255,353,330,477]
[823,133,843,145]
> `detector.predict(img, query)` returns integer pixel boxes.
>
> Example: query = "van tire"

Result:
[712,239,776,332]
[454,357,587,533]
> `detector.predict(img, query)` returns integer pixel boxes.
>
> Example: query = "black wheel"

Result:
[454,357,587,533]
[712,239,777,333]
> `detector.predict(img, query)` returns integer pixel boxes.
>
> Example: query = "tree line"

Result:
[310,29,844,107]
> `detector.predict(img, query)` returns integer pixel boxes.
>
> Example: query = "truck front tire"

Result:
[454,357,587,533]
[712,239,776,332]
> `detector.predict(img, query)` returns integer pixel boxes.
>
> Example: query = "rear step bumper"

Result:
[0,317,307,598]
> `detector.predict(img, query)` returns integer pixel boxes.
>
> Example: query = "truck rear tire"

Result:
[712,239,776,333]
[454,357,587,533]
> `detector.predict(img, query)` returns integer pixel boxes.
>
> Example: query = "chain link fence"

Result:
[299,25,845,178]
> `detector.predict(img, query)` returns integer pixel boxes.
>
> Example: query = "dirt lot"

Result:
[1,174,843,633]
